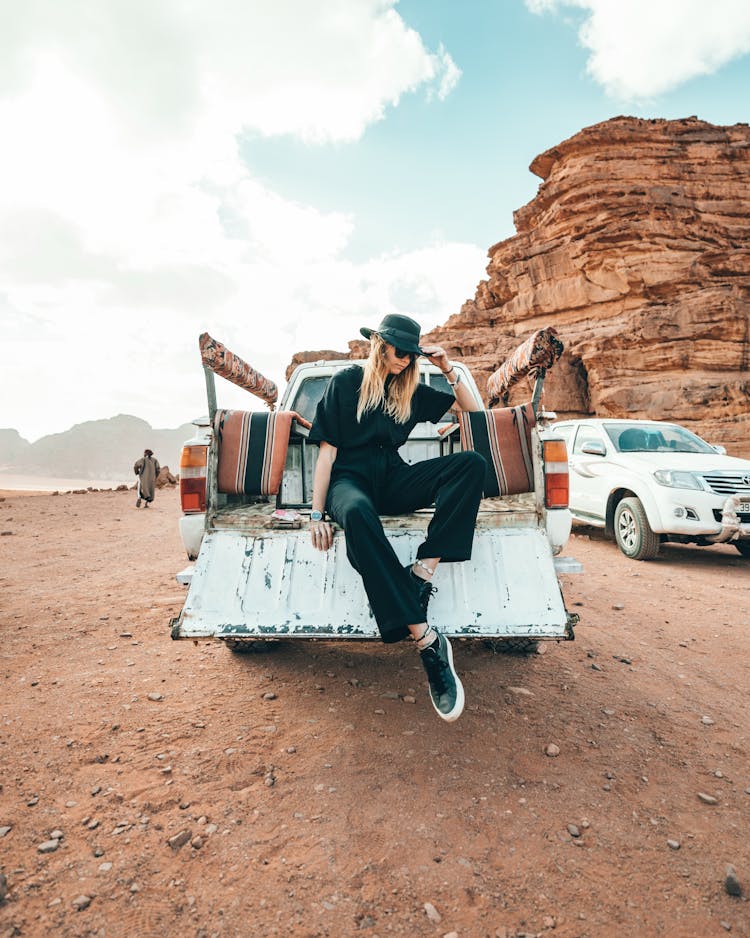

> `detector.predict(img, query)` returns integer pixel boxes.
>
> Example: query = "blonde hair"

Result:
[357,334,420,424]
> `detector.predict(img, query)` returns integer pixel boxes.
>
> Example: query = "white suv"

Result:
[546,418,750,560]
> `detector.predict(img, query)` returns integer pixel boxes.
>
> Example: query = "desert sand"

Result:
[0,487,748,937]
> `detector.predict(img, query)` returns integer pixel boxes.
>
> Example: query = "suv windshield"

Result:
[604,423,715,454]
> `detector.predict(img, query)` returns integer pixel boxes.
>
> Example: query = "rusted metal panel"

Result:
[173,527,569,641]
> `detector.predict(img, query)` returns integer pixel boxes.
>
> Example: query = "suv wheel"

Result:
[614,497,660,560]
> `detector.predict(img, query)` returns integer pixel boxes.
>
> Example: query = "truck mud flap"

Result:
[171,527,572,642]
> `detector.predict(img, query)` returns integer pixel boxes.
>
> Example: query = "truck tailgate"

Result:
[171,526,571,642]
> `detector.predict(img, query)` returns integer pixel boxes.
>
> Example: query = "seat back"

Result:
[458,404,536,498]
[618,427,647,452]
[214,409,310,496]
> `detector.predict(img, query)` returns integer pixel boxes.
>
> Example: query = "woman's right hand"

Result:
[310,520,334,551]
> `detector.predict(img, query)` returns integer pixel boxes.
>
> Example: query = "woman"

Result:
[308,314,485,723]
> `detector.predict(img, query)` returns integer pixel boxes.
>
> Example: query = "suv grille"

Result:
[701,472,750,496]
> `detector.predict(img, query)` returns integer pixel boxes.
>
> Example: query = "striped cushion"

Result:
[214,410,310,496]
[458,405,536,497]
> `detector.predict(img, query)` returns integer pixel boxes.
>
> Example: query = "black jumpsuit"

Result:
[308,366,486,644]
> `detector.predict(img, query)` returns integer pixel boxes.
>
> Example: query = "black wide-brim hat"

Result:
[360,313,423,355]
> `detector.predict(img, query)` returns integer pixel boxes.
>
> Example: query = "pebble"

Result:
[168,830,192,850]
[667,839,681,850]
[381,691,400,700]
[147,692,164,702]
[91,786,101,796]
[725,865,742,897]
[591,662,603,671]
[373,708,385,715]
[26,795,39,806]
[697,792,718,805]
[403,695,416,704]
[567,824,581,838]
[701,715,715,726]
[50,829,64,841]
[205,824,218,835]
[98,862,113,872]
[612,603,624,610]
[38,839,60,853]
[262,692,277,700]
[543,917,556,929]
[423,902,441,924]
[545,743,560,758]
[191,836,204,850]
[507,686,533,696]
[0,826,11,838]
[72,895,92,911]
[286,746,297,753]
[444,932,459,938]
[720,922,732,932]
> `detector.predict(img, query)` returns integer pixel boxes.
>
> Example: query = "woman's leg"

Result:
[381,450,486,566]
[327,477,425,644]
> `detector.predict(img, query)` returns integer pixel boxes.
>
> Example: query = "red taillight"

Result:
[543,439,569,509]
[180,445,207,513]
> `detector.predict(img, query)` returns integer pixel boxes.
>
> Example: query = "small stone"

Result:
[262,692,277,700]
[725,865,742,897]
[87,819,100,830]
[591,662,603,671]
[373,708,385,715]
[130,883,139,893]
[191,836,203,849]
[507,686,533,696]
[26,795,39,806]
[147,692,164,702]
[667,839,680,850]
[168,830,192,850]
[205,824,218,835]
[50,830,64,841]
[72,895,92,911]
[0,826,11,838]
[567,824,580,838]
[701,715,715,726]
[264,775,275,787]
[444,932,459,938]
[423,902,441,924]
[403,695,416,704]
[543,916,556,929]
[381,691,400,700]
[93,847,104,857]
[720,922,732,932]
[697,792,718,805]
[38,839,60,853]
[545,743,560,757]
[98,862,113,872]
[612,603,624,610]
[91,785,101,796]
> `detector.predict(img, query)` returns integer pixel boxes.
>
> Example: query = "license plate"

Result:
[740,502,750,513]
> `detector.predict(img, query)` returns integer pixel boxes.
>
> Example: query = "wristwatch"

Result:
[310,510,324,522]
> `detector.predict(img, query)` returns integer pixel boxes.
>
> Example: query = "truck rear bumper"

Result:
[171,527,575,642]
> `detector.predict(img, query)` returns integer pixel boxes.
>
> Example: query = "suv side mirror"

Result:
[580,441,606,457]
[711,444,727,455]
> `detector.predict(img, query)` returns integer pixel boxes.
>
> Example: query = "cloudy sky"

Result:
[2,0,750,442]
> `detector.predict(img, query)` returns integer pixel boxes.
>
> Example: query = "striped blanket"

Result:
[458,404,536,498]
[214,410,311,496]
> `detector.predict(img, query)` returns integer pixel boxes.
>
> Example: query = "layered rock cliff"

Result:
[424,116,750,456]
[292,117,749,454]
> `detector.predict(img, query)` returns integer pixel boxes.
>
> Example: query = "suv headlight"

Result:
[653,469,703,490]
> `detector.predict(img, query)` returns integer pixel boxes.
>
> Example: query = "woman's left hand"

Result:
[420,345,451,374]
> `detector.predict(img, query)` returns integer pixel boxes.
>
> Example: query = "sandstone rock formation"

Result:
[424,116,749,456]
[292,117,749,455]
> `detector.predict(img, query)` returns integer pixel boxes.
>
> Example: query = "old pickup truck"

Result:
[170,330,580,650]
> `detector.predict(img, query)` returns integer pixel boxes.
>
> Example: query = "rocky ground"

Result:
[0,487,748,938]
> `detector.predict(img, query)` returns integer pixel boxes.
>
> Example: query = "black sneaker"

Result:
[419,630,465,722]
[405,564,437,620]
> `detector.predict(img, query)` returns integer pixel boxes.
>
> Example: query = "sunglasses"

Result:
[393,347,417,362]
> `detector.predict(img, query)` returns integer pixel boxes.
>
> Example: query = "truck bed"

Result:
[171,495,576,643]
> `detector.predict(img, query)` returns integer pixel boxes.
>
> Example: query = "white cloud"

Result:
[0,1,477,443]
[526,0,750,98]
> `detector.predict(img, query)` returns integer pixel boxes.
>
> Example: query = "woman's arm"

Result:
[310,441,337,551]
[420,345,480,413]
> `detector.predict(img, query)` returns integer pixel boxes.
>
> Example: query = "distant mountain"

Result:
[0,415,197,480]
